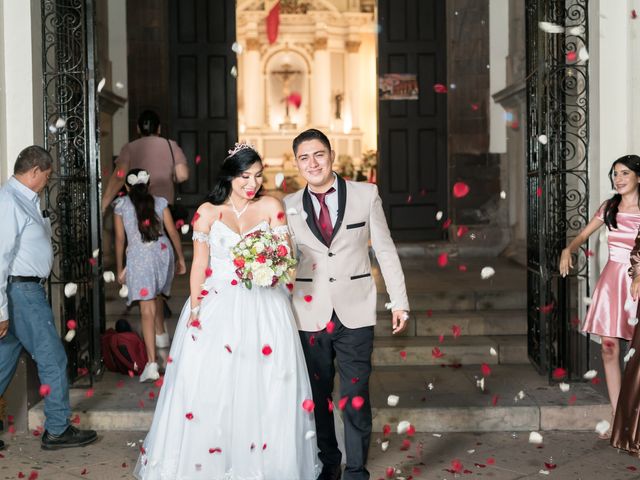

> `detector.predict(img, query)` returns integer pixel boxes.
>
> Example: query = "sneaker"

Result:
[140,362,160,383]
[41,425,97,450]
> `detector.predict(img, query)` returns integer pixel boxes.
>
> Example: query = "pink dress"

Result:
[582,208,640,340]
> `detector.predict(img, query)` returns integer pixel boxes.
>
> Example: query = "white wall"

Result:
[108,0,129,154]
[489,0,508,154]
[0,0,42,181]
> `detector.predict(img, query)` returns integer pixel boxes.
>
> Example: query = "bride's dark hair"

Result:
[205,147,263,205]
[603,154,640,230]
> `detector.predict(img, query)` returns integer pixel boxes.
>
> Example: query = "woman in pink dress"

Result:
[559,155,640,438]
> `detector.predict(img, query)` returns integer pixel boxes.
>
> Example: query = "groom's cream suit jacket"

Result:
[284,175,409,332]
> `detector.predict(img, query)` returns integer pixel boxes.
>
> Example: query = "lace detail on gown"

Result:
[134,220,320,480]
[271,225,290,236]
[192,230,209,243]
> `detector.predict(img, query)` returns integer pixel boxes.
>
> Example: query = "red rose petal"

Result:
[338,396,349,411]
[491,394,499,406]
[205,267,213,277]
[224,344,232,353]
[190,319,201,328]
[121,463,128,468]
[459,264,467,271]
[77,367,89,376]
[116,380,125,388]
[486,457,495,465]
[456,225,469,238]
[138,400,145,408]
[139,288,149,297]
[326,320,335,334]
[209,447,222,454]
[304,295,313,303]
[39,384,51,397]
[175,219,185,229]
[383,424,391,436]
[8,425,16,434]
[88,257,97,266]
[286,282,294,291]
[262,344,273,356]
[399,350,407,360]
[154,376,164,388]
[471,103,479,111]
[544,462,557,470]
[81,468,88,475]
[400,438,411,450]
[148,391,155,399]
[536,186,542,197]
[302,399,315,412]
[277,211,285,221]
[407,424,416,436]
[442,218,452,229]
[452,325,462,338]
[627,466,637,471]
[85,388,94,398]
[128,370,134,378]
[351,377,359,384]
[437,252,448,268]
[432,347,445,359]
[71,414,81,424]
[481,363,492,376]
[18,473,25,479]
[452,182,470,198]
[351,396,365,410]
[231,279,238,285]
[185,412,194,420]
[438,334,445,343]
[552,367,566,380]
[262,443,267,450]
[200,289,209,296]
[327,398,334,412]
[433,83,448,93]
[195,154,202,165]
[451,459,463,473]
[568,394,577,405]
[66,319,77,330]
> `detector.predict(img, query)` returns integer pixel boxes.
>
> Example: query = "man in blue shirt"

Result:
[0,146,97,450]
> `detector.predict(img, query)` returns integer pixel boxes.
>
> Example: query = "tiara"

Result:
[227,141,255,157]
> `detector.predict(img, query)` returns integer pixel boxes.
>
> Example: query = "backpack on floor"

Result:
[101,328,148,376]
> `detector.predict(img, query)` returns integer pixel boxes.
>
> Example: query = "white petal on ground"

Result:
[64,282,78,298]
[181,224,190,235]
[381,440,389,452]
[595,420,610,436]
[629,317,639,326]
[476,378,485,391]
[539,470,550,476]
[64,329,76,342]
[432,433,442,438]
[427,382,434,390]
[480,266,495,280]
[119,284,129,298]
[624,348,636,363]
[500,190,507,199]
[92,248,100,258]
[559,382,570,392]
[582,369,597,380]
[387,395,399,407]
[537,134,548,145]
[103,271,116,283]
[490,347,498,356]
[517,390,525,399]
[528,431,543,444]
[397,420,411,435]
[435,211,443,221]
[467,449,475,454]
[538,21,564,33]
[274,172,285,188]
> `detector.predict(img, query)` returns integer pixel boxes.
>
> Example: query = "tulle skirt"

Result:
[133,284,320,480]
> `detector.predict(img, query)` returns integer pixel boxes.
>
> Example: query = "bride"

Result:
[134,144,320,479]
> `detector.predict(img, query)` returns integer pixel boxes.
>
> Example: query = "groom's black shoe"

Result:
[318,464,341,480]
[41,425,97,450]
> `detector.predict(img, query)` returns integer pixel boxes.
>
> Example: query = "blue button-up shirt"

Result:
[0,176,53,320]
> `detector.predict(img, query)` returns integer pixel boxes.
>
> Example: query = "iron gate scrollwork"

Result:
[526,0,590,379]
[41,0,104,386]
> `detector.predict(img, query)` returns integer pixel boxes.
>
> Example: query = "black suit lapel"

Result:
[302,187,327,246]
[330,175,347,243]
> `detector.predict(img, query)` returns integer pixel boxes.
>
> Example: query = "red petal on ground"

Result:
[262,443,267,450]
[338,396,349,410]
[491,394,499,406]
[452,325,462,338]
[481,363,492,376]
[139,288,149,297]
[486,457,496,465]
[231,279,238,285]
[200,289,209,296]
[407,424,416,436]
[452,182,470,198]
[116,380,125,388]
[66,319,77,330]
[185,412,194,420]
[471,103,480,111]
[591,377,601,385]
[304,295,313,302]
[458,264,467,272]
[386,466,395,478]
[451,459,463,473]
[627,466,638,471]
[475,463,486,468]
[568,394,577,405]
[18,473,25,479]
[544,462,557,470]
[383,424,391,436]
[138,400,145,408]
[438,334,445,343]
[351,396,365,410]
[148,391,155,399]
[432,346,445,358]
[77,367,89,377]
[326,321,335,334]
[121,463,128,468]
[167,356,173,363]
[224,344,232,353]
[128,370,134,378]
[85,388,94,398]
[456,225,469,238]
[437,252,449,268]
[412,466,422,474]
[209,448,222,454]
[190,319,201,328]
[262,344,273,356]
[400,350,407,359]
[154,377,164,388]
[71,415,81,424]
[302,399,315,412]
[205,267,213,277]
[81,469,88,475]
[8,425,16,434]
[442,218,452,229]
[327,398,334,412]
[552,367,566,380]
[400,439,411,450]
[39,384,51,397]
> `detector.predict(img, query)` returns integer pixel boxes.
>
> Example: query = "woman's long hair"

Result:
[205,147,263,205]
[126,168,162,242]
[603,154,640,230]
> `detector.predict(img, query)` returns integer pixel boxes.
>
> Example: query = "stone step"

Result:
[374,309,527,337]
[375,290,526,313]
[28,365,609,433]
[372,335,528,366]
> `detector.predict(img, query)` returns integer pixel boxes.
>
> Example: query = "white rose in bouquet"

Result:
[254,242,265,253]
[253,266,276,287]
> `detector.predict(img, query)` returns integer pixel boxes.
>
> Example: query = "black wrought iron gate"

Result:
[42,0,104,386]
[526,0,590,380]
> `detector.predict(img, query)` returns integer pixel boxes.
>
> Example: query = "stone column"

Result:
[311,36,331,128]
[345,40,361,131]
[244,36,263,130]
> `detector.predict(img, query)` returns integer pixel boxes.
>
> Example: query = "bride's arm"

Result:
[266,196,292,251]
[190,203,216,318]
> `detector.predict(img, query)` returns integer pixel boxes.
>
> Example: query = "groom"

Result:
[284,129,410,480]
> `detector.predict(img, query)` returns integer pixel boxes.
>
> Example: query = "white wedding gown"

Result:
[134,220,320,480]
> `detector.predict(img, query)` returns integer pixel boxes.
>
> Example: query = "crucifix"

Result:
[271,63,302,130]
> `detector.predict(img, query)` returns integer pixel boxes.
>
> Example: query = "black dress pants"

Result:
[299,312,374,480]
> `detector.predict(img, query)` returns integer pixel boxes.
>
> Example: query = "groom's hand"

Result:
[0,319,9,339]
[391,310,409,334]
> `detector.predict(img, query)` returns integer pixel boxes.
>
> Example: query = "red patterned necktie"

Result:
[311,187,335,245]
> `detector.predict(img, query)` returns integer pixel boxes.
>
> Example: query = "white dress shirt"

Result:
[308,173,339,227]
[0,176,54,320]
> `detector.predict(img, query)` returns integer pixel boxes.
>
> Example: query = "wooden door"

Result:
[169,0,238,214]
[377,0,448,241]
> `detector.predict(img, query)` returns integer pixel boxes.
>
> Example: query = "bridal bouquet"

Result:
[231,230,296,289]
